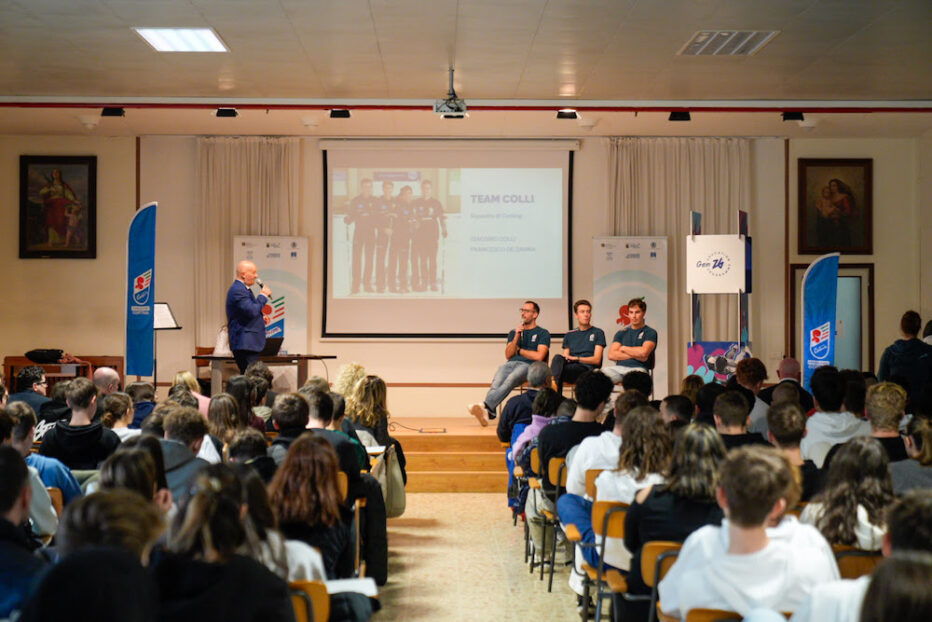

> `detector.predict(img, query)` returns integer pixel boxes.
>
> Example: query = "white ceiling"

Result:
[1,0,930,136]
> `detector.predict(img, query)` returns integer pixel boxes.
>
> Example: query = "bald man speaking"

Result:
[226,260,272,373]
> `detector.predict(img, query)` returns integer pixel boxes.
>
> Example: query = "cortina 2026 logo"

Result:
[809,321,831,360]
[133,269,152,305]
[696,252,731,277]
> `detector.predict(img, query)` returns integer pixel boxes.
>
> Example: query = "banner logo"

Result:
[696,252,731,277]
[263,296,286,338]
[809,321,831,360]
[133,269,152,305]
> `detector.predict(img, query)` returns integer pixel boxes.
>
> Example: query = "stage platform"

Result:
[388,417,508,493]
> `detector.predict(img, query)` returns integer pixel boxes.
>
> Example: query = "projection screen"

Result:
[322,139,576,338]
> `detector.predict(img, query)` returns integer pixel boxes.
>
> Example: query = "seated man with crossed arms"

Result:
[603,298,657,384]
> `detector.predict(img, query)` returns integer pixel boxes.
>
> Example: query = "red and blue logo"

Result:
[133,269,152,305]
[264,296,285,338]
[809,321,831,360]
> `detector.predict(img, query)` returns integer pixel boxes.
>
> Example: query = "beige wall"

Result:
[2,132,924,415]
[788,138,920,371]
[0,136,136,373]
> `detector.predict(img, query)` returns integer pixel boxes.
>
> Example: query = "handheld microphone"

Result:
[256,278,264,288]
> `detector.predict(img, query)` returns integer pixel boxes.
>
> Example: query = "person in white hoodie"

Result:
[799,436,893,550]
[791,489,932,622]
[800,366,870,467]
[658,446,839,620]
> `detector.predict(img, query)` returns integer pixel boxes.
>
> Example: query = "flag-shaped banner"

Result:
[263,295,286,338]
[126,203,157,376]
[801,253,840,391]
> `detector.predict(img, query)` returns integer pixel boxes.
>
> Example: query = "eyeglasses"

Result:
[37,380,48,386]
[520,308,535,313]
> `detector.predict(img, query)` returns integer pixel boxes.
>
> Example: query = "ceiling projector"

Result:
[435,67,468,119]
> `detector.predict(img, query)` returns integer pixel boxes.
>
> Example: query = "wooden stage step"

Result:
[391,417,508,493]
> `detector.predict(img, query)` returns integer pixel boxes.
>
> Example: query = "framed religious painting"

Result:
[19,155,97,259]
[797,158,872,255]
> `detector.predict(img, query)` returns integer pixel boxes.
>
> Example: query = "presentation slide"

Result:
[323,142,573,337]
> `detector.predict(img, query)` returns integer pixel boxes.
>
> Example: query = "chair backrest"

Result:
[47,487,63,517]
[585,468,604,499]
[530,446,541,475]
[685,609,743,622]
[833,544,884,579]
[336,471,348,501]
[547,457,567,489]
[640,541,682,587]
[290,580,329,622]
[592,500,628,539]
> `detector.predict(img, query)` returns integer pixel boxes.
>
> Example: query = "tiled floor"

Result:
[378,493,580,621]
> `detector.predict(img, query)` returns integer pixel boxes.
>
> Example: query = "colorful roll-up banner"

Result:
[801,253,840,391]
[126,202,157,376]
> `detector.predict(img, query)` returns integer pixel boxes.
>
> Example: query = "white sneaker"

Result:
[468,403,489,427]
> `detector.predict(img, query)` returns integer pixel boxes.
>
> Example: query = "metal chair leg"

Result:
[539,520,547,580]
[547,522,558,592]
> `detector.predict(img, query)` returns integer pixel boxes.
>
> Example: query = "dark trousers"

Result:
[351,234,375,292]
[233,349,260,374]
[550,355,592,394]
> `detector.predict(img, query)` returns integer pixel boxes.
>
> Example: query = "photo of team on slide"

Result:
[331,170,459,297]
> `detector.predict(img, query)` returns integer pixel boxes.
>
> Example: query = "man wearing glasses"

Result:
[7,366,51,414]
[469,301,550,427]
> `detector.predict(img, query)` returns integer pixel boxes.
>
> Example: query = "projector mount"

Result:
[434,66,467,118]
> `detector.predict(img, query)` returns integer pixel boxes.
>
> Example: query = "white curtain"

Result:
[194,137,301,346]
[608,137,751,391]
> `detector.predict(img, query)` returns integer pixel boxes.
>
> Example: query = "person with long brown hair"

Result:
[268,433,354,579]
[150,465,293,622]
[100,392,140,442]
[207,392,240,447]
[618,424,726,621]
[800,436,894,549]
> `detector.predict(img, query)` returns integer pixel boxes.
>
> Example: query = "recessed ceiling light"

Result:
[133,27,228,52]
[330,109,351,119]
[101,107,125,117]
[215,108,238,118]
[669,111,691,121]
[782,111,805,122]
[556,109,579,120]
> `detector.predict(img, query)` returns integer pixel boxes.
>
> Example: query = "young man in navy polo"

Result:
[604,298,657,383]
[551,299,606,394]
[468,301,550,426]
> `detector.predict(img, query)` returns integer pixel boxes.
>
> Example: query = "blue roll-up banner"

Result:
[801,253,840,391]
[126,202,157,376]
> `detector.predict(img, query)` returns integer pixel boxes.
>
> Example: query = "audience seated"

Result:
[101,391,141,442]
[328,392,369,471]
[226,374,267,434]
[126,381,157,429]
[839,368,867,420]
[713,390,769,450]
[269,393,314,464]
[248,375,272,423]
[565,390,647,498]
[735,358,771,435]
[767,401,824,501]
[528,372,612,558]
[305,390,370,487]
[37,380,70,427]
[801,366,871,467]
[511,387,564,459]
[680,374,704,406]
[496,361,551,444]
[800,436,892,550]
[694,381,726,426]
[0,446,47,618]
[892,415,932,494]
[792,489,932,622]
[618,423,726,621]
[39,377,121,470]
[3,412,58,540]
[228,428,278,483]
[863,381,909,462]
[99,449,173,516]
[659,393,693,434]
[207,392,239,451]
[269,434,355,579]
[7,366,52,416]
[160,407,210,502]
[658,446,839,618]
[6,402,82,504]
[859,553,932,622]
[759,357,815,412]
[770,381,801,407]
[121,434,175,513]
[244,360,279,408]
[172,370,210,417]
[152,467,294,621]
[344,375,407,480]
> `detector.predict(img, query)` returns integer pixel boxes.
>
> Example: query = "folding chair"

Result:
[564,500,628,621]
[584,468,604,500]
[289,580,329,622]
[512,462,530,558]
[833,544,883,579]
[640,541,681,622]
[527,447,544,575]
[46,487,63,518]
[540,457,567,591]
[335,472,367,578]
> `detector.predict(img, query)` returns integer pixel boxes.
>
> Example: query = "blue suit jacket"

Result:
[225,280,267,352]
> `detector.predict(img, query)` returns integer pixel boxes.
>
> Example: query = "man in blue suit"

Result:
[226,260,272,373]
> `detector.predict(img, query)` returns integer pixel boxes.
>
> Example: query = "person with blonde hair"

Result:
[345,375,407,483]
[172,370,210,417]
[333,362,366,397]
[681,374,704,406]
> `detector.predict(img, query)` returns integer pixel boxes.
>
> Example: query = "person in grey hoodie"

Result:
[160,407,209,502]
[801,366,870,468]
[878,310,932,402]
